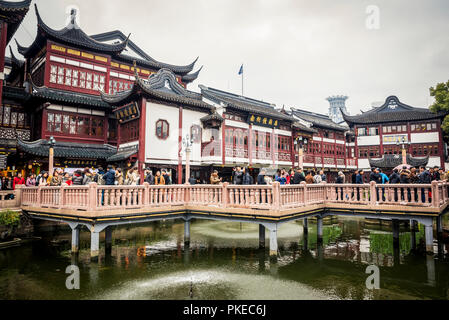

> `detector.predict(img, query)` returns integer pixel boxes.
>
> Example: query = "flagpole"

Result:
[241,64,244,96]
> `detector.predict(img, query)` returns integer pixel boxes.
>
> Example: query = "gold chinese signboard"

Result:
[247,114,279,129]
[383,134,408,144]
[114,102,140,124]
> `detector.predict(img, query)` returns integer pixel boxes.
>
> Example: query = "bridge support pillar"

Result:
[105,226,113,254]
[70,225,80,254]
[303,218,308,235]
[410,220,417,251]
[416,217,435,254]
[184,220,190,247]
[317,216,323,243]
[259,224,265,249]
[269,226,278,258]
[91,230,100,260]
[392,219,400,248]
[262,223,278,258]
[436,215,443,240]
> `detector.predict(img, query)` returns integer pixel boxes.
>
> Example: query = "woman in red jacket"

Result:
[13,173,25,190]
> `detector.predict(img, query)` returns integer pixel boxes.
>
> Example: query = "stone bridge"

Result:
[4,181,449,260]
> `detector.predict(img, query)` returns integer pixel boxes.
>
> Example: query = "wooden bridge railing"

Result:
[12,181,449,214]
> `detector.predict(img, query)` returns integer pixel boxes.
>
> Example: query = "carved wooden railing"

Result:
[12,181,449,215]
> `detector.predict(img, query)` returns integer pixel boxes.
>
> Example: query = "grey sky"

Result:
[10,0,449,116]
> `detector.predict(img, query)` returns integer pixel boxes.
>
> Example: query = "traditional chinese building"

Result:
[0,0,31,175]
[2,4,202,176]
[288,107,356,180]
[343,96,448,170]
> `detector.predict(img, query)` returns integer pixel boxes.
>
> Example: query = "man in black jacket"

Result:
[292,168,305,184]
[418,166,431,203]
[257,169,267,185]
[233,167,243,185]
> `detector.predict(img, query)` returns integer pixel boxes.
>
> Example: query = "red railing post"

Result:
[222,182,229,208]
[14,184,24,207]
[87,182,98,212]
[370,181,377,205]
[431,180,439,208]
[300,181,307,205]
[59,184,66,209]
[273,181,280,211]
[143,182,150,206]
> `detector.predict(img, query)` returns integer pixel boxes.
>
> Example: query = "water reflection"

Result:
[0,215,448,299]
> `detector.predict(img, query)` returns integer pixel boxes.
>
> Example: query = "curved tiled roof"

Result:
[181,66,203,83]
[200,111,224,122]
[199,85,294,121]
[290,108,348,132]
[17,4,128,57]
[343,96,447,125]
[368,154,429,169]
[100,67,213,110]
[292,121,317,134]
[31,82,110,109]
[0,0,31,42]
[90,30,199,76]
[17,139,117,159]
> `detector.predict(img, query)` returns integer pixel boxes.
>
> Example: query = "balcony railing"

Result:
[13,181,449,217]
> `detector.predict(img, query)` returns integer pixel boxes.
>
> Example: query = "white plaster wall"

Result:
[226,120,249,129]
[182,108,208,164]
[145,102,179,162]
[357,135,380,146]
[410,132,439,144]
[358,158,370,169]
[274,129,292,136]
[427,156,442,167]
[252,126,272,133]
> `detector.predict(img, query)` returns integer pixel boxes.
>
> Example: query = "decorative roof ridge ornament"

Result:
[30,4,129,55]
[8,46,23,66]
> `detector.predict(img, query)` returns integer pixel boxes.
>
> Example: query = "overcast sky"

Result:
[10,0,449,116]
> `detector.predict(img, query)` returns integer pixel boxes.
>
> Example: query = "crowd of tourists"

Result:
[2,164,449,191]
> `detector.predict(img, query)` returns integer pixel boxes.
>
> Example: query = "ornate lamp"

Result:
[48,136,56,174]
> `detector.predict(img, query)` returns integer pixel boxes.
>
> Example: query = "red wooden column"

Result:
[333,134,337,170]
[248,124,253,166]
[0,22,7,108]
[354,126,359,169]
[178,106,183,184]
[221,119,226,165]
[320,130,324,170]
[290,132,295,168]
[378,125,384,156]
[437,120,445,168]
[137,97,147,180]
[271,128,276,166]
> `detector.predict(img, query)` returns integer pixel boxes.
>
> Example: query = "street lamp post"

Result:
[294,136,308,169]
[48,136,56,175]
[182,134,194,184]
[396,136,411,165]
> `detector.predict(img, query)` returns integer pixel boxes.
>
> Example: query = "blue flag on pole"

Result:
[238,64,243,75]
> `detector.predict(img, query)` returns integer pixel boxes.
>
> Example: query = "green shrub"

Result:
[0,210,21,227]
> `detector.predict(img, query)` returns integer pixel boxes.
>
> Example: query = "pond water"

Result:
[0,215,448,300]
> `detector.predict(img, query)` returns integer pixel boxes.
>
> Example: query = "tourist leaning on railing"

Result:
[210,170,222,185]
[26,174,36,187]
[115,168,124,185]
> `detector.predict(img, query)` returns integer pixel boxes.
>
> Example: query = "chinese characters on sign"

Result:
[113,102,140,124]
[382,134,408,144]
[247,114,279,129]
